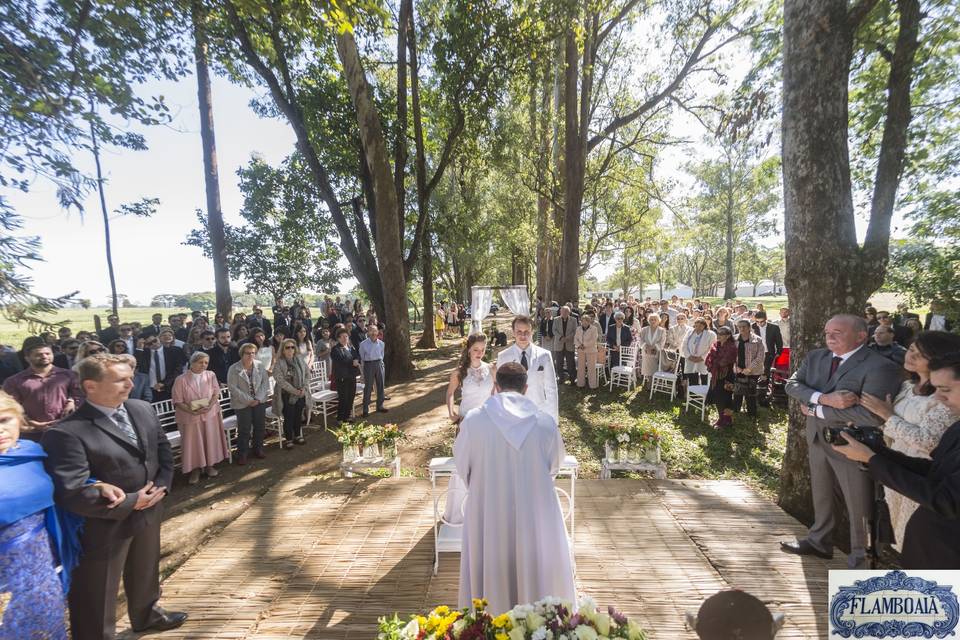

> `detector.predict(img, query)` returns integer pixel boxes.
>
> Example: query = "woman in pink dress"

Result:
[172,351,230,484]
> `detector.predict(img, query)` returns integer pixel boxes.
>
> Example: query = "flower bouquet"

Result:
[595,422,661,466]
[378,596,647,640]
[336,422,405,461]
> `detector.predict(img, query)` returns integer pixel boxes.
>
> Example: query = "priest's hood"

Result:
[484,391,541,451]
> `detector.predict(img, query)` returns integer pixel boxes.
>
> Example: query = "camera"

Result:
[822,425,885,450]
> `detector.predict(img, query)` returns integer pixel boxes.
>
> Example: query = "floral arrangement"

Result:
[336,421,405,447]
[593,422,661,449]
[378,597,646,640]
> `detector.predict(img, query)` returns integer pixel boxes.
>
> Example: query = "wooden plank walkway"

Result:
[118,477,841,639]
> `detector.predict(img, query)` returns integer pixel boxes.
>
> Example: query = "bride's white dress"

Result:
[443,363,494,524]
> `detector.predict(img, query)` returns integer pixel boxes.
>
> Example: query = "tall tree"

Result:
[192,0,232,319]
[779,0,921,520]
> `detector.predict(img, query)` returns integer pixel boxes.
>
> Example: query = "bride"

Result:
[443,333,495,524]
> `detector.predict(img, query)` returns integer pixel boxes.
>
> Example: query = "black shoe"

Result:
[294,437,306,445]
[377,407,388,413]
[780,540,833,559]
[283,441,294,450]
[362,411,370,417]
[133,610,188,632]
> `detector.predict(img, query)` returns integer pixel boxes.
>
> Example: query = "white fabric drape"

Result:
[471,287,493,334]
[500,286,530,317]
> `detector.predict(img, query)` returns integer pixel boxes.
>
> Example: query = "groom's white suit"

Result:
[496,343,559,422]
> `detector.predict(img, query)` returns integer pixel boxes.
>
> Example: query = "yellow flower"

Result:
[496,634,510,640]
[473,598,488,611]
[434,605,450,616]
[595,613,611,636]
[492,613,513,629]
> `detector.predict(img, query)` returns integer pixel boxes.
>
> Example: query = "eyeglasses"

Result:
[88,348,105,354]
[284,346,296,350]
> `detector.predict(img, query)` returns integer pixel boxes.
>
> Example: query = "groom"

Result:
[455,362,576,615]
[496,314,559,422]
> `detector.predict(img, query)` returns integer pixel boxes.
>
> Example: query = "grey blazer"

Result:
[227,360,271,410]
[551,316,578,352]
[785,345,903,430]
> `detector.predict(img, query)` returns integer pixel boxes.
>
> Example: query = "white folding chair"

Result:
[685,372,712,422]
[650,350,681,401]
[310,360,338,429]
[218,387,236,463]
[152,399,181,466]
[595,344,608,386]
[609,346,638,392]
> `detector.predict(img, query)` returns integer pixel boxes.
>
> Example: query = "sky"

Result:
[8,33,906,306]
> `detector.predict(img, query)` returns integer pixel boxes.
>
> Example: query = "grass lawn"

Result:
[557,383,789,496]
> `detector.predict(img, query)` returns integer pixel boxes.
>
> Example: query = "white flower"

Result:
[594,613,611,636]
[401,618,419,639]
[512,604,534,619]
[532,628,548,640]
[626,620,645,640]
[617,432,630,443]
[509,628,526,640]
[526,613,546,631]
[575,625,599,640]
[578,595,598,615]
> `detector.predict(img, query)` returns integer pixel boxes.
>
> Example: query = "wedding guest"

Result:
[551,305,578,385]
[269,327,288,372]
[682,318,716,387]
[1,392,112,640]
[904,318,923,346]
[923,301,954,332]
[231,323,249,344]
[313,327,332,375]
[331,328,360,425]
[273,338,313,447]
[42,353,186,638]
[53,339,80,370]
[858,331,960,549]
[434,304,446,338]
[3,341,82,441]
[359,324,388,417]
[833,351,960,568]
[732,319,766,419]
[869,325,908,366]
[292,322,315,369]
[539,306,555,351]
[638,313,666,384]
[172,352,229,485]
[606,311,633,368]
[227,344,271,465]
[705,327,738,429]
[714,307,735,334]
[776,306,792,345]
[575,312,602,389]
[205,327,240,386]
[687,590,784,640]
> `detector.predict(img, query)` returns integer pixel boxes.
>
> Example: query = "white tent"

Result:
[470,285,531,334]
[640,284,694,300]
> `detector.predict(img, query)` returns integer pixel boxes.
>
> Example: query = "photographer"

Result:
[833,351,960,569]
[781,314,902,568]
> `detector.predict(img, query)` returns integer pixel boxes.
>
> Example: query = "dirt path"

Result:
[156,331,467,580]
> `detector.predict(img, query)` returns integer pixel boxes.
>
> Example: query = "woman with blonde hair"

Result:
[172,351,229,484]
[638,313,667,385]
[227,343,272,465]
[273,338,313,448]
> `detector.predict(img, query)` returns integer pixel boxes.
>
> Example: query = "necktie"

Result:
[829,355,843,378]
[154,350,163,380]
[520,349,529,371]
[112,408,139,445]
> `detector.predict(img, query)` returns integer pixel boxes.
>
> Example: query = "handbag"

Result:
[732,375,755,397]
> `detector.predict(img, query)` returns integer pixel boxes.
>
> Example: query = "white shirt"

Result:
[810,344,865,417]
[756,322,768,352]
[86,401,126,427]
[929,314,946,331]
[148,347,166,387]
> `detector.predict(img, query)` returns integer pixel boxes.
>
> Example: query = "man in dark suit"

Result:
[98,314,121,345]
[53,339,80,369]
[170,314,190,342]
[781,314,902,568]
[144,336,186,403]
[42,353,187,638]
[205,327,239,385]
[833,351,960,568]
[246,306,273,340]
[140,313,165,339]
[752,310,784,405]
[598,302,615,336]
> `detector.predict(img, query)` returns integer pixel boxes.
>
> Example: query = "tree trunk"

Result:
[89,103,118,318]
[415,227,436,348]
[723,196,735,299]
[193,0,232,320]
[779,0,920,521]
[336,31,414,381]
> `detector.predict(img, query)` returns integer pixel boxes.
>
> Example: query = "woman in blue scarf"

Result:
[0,392,123,640]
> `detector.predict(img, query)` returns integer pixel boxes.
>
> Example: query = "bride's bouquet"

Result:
[378,596,646,640]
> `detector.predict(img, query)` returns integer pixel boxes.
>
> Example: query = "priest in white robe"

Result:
[454,362,576,615]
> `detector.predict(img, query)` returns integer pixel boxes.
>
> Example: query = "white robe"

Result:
[455,392,576,615]
[496,343,559,422]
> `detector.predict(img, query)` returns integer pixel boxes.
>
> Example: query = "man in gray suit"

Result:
[781,314,902,568]
[552,305,578,385]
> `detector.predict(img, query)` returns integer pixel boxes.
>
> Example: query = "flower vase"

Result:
[382,441,397,460]
[343,444,360,462]
[362,443,381,460]
[604,441,617,463]
[618,446,631,464]
[645,444,661,464]
[628,447,643,464]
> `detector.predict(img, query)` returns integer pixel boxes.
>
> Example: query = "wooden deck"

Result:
[119,477,842,639]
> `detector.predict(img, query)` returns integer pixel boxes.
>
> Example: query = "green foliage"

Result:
[185,154,347,301]
[884,239,959,315]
